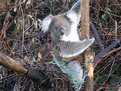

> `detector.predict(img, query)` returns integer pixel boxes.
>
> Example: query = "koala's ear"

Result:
[42,14,53,33]
[66,0,81,23]
[70,0,81,13]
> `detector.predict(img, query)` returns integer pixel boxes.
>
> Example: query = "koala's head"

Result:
[42,0,81,42]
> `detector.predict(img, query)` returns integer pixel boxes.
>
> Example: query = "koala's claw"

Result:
[85,35,90,39]
[84,35,94,40]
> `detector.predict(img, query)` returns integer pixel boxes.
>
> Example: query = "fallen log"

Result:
[0,52,46,81]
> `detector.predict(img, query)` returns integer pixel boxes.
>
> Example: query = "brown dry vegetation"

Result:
[0,0,121,91]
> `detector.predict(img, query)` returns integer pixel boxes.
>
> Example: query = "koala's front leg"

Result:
[57,36,95,58]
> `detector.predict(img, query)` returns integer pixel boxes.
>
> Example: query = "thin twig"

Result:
[19,1,25,58]
[114,20,117,39]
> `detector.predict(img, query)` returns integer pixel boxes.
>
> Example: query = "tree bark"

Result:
[80,0,94,91]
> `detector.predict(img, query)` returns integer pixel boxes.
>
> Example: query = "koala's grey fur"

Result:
[41,0,94,89]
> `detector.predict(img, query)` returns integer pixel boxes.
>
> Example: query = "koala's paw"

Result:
[82,36,95,49]
[80,36,95,50]
[87,37,95,45]
[84,35,95,43]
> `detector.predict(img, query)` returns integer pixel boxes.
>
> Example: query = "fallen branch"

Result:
[94,39,120,65]
[0,52,46,81]
[94,43,121,69]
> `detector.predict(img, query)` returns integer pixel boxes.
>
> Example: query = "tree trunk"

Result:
[80,0,94,91]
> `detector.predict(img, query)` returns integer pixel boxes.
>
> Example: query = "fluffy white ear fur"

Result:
[42,14,53,33]
[67,0,81,24]
[66,11,80,24]
[70,0,81,11]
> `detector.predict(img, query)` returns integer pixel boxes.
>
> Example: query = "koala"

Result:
[41,0,95,89]
[42,1,81,42]
[42,0,94,57]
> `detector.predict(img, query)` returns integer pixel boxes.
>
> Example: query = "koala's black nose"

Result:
[59,28,65,35]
